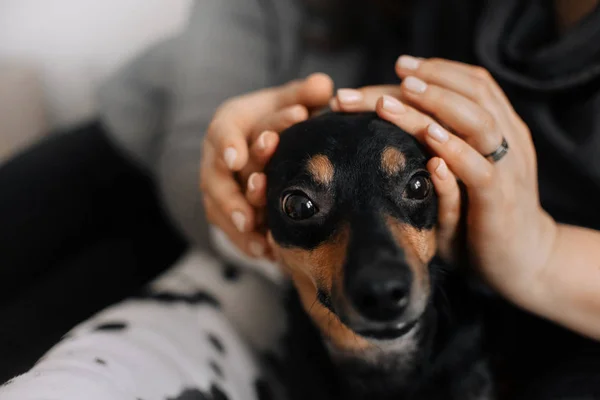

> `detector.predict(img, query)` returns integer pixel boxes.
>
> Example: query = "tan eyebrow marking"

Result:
[381,147,406,175]
[307,154,334,186]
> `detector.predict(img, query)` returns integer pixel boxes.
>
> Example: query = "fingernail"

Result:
[224,147,237,169]
[427,123,449,143]
[337,88,363,104]
[397,55,422,70]
[248,173,259,192]
[381,95,406,114]
[257,132,268,150]
[231,211,246,232]
[435,158,449,180]
[403,76,427,94]
[249,241,264,257]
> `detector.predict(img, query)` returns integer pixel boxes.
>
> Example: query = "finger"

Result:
[207,73,334,171]
[238,130,279,187]
[427,157,460,262]
[423,122,497,197]
[200,144,255,233]
[204,196,268,259]
[206,116,251,172]
[329,97,340,111]
[251,105,308,142]
[332,85,402,113]
[246,172,267,208]
[375,95,437,143]
[247,72,334,119]
[399,77,504,155]
[250,131,279,169]
[396,56,519,125]
[264,72,334,114]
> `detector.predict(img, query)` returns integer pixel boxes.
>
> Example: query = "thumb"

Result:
[274,73,334,110]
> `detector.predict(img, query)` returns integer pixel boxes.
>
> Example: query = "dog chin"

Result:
[353,319,420,341]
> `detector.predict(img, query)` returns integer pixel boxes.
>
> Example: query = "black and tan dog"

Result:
[265,111,494,400]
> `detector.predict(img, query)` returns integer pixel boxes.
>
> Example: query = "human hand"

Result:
[200,73,334,259]
[331,57,558,306]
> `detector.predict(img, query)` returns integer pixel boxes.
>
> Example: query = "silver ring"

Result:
[484,137,509,163]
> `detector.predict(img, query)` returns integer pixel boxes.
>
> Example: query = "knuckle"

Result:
[472,66,492,81]
[475,167,496,188]
[446,139,466,158]
[426,87,445,106]
[441,200,461,219]
[478,112,497,134]
[473,79,493,101]
[419,60,441,78]
[427,58,445,67]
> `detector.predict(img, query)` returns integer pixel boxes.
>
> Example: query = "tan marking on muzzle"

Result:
[269,227,370,351]
[307,154,334,186]
[386,216,436,306]
[381,147,406,176]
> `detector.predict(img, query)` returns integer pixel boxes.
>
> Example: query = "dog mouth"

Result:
[354,319,419,340]
[319,290,420,340]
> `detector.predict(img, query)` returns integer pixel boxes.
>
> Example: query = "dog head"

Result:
[266,112,439,356]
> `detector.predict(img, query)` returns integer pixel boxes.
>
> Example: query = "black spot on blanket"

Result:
[166,384,230,400]
[94,322,127,332]
[210,384,230,400]
[222,263,241,281]
[207,333,225,354]
[135,290,221,308]
[94,358,107,365]
[209,360,224,378]
[167,389,210,400]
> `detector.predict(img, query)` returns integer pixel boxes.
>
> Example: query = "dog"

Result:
[264,111,494,400]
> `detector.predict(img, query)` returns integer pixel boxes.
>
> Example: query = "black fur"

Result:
[266,112,600,399]
[266,112,493,399]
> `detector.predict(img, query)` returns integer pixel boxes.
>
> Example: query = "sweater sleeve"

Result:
[99,0,303,249]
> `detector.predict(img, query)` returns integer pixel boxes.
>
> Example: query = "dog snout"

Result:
[347,262,412,322]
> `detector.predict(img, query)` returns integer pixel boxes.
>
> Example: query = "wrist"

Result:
[528,220,600,339]
[509,210,559,316]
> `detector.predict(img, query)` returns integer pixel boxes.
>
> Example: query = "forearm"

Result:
[529,223,600,340]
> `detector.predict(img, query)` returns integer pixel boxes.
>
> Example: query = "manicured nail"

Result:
[231,211,246,232]
[397,55,421,70]
[403,76,427,94]
[249,241,264,257]
[224,147,237,169]
[381,95,406,114]
[248,173,259,192]
[337,88,363,103]
[257,132,268,150]
[427,123,449,143]
[435,158,449,180]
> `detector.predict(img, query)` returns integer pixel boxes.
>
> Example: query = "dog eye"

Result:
[404,175,431,200]
[282,192,318,220]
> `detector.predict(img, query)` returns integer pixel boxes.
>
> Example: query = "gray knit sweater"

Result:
[97,0,361,248]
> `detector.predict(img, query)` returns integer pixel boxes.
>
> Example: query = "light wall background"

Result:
[0,0,193,130]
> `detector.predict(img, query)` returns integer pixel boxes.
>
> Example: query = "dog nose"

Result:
[349,270,411,322]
